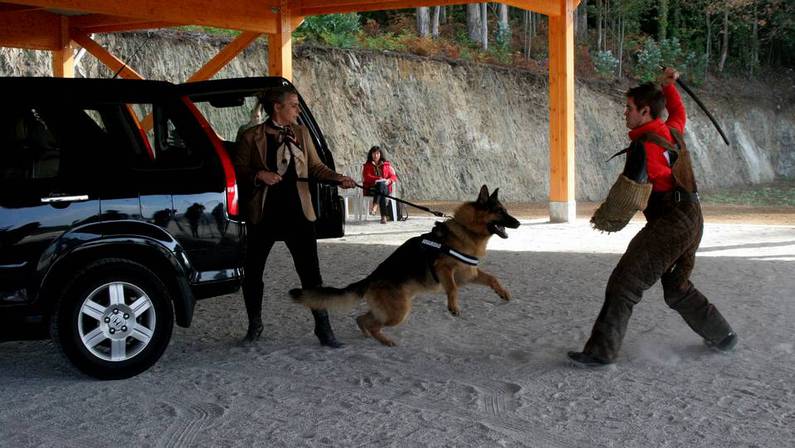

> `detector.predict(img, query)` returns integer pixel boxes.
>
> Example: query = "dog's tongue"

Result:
[489,224,508,239]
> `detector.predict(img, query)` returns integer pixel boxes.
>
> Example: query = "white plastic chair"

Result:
[341,177,397,222]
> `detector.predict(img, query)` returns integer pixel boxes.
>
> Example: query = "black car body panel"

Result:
[1,77,344,377]
[1,77,344,351]
[1,77,238,339]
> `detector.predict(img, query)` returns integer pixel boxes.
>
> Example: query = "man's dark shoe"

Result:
[242,321,264,344]
[567,351,613,368]
[705,332,738,353]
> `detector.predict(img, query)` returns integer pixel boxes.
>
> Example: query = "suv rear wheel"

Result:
[51,259,174,380]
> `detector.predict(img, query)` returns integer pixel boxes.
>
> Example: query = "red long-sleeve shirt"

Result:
[362,161,398,194]
[627,84,686,192]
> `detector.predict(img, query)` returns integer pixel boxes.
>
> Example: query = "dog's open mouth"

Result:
[488,223,508,239]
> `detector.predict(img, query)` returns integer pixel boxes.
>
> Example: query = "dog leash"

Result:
[296,178,452,219]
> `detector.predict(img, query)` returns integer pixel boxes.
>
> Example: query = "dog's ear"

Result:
[489,188,500,203]
[477,185,490,204]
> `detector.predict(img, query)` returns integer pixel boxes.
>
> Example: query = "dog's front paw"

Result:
[448,305,461,316]
[496,288,511,301]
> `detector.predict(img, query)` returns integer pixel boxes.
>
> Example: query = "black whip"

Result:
[660,66,730,146]
[675,78,730,146]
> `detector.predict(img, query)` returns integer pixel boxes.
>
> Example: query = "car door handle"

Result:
[40,194,90,203]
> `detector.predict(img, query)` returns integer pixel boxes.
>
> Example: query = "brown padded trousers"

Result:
[583,198,734,362]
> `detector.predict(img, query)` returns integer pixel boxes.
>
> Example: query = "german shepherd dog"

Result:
[290,185,520,346]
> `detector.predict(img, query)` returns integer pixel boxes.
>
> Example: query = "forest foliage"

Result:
[292,1,794,84]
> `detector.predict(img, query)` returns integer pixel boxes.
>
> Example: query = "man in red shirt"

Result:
[568,68,738,367]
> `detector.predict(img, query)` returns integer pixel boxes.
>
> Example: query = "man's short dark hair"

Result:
[626,82,665,119]
[258,86,298,116]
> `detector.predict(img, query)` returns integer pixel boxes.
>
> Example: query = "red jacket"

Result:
[628,84,686,192]
[362,161,398,194]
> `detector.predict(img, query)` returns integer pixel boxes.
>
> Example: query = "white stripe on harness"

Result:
[421,239,479,266]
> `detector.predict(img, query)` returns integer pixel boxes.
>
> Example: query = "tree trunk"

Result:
[596,0,603,51]
[498,4,509,47]
[718,7,729,72]
[705,10,711,79]
[440,6,447,24]
[467,4,481,42]
[524,10,533,59]
[658,0,669,41]
[578,0,588,38]
[604,0,618,51]
[417,7,431,37]
[481,3,489,50]
[432,6,441,38]
[749,0,758,78]
[618,7,625,79]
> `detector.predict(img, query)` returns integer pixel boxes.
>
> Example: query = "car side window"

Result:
[0,108,61,182]
[126,102,205,171]
[0,105,122,207]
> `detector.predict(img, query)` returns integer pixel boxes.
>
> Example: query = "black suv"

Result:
[0,77,345,379]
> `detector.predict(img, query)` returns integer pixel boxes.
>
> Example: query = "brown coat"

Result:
[234,123,343,224]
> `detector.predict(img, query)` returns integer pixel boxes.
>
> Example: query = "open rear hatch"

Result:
[177,77,345,238]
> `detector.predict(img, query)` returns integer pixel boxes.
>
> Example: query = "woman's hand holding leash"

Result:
[338,176,356,189]
[256,170,282,186]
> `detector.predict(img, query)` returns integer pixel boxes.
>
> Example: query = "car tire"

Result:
[50,258,174,380]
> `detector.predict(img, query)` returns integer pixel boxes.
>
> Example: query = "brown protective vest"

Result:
[638,127,698,193]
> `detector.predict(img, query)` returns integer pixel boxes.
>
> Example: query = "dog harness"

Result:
[420,239,479,266]
[419,222,479,267]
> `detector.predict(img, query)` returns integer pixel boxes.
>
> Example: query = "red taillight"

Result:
[181,97,239,217]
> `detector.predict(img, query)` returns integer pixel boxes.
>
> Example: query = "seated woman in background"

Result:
[362,145,398,224]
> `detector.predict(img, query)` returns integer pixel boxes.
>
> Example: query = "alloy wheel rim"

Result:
[77,281,156,362]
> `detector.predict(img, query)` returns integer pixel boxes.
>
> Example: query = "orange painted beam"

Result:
[52,16,75,77]
[267,3,293,80]
[187,31,262,82]
[71,14,175,33]
[0,3,42,12]
[0,8,60,49]
[505,0,562,17]
[3,0,279,32]
[299,0,560,17]
[547,0,576,219]
[71,30,144,79]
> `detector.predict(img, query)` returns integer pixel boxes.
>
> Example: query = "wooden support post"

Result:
[547,0,576,223]
[71,31,145,79]
[267,2,293,80]
[71,31,155,131]
[52,16,74,77]
[187,31,262,82]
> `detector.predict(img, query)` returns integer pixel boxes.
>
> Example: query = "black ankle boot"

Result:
[567,351,613,368]
[312,309,343,348]
[705,331,738,352]
[243,320,263,344]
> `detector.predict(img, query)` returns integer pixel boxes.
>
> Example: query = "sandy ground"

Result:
[1,209,794,447]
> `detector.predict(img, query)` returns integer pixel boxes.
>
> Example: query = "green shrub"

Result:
[300,13,361,37]
[633,37,704,84]
[297,13,361,47]
[361,33,408,52]
[634,38,663,82]
[593,50,619,79]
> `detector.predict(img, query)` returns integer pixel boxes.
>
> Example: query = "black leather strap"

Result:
[652,190,700,203]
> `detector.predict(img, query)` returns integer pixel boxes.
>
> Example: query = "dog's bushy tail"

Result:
[289,279,368,311]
